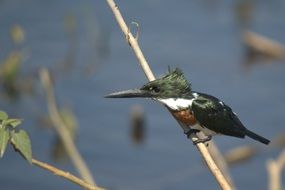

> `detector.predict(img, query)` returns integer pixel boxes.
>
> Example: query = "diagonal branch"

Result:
[106,0,232,189]
[32,158,104,190]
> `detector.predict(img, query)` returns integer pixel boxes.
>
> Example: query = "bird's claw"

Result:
[193,135,212,145]
[184,129,212,146]
[184,129,200,138]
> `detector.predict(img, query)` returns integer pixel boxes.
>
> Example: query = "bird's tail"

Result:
[245,129,270,145]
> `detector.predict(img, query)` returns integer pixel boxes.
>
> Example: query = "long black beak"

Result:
[105,89,150,98]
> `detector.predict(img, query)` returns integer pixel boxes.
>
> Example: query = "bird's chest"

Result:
[169,108,197,126]
[168,108,217,136]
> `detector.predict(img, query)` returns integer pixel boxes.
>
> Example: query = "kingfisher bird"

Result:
[105,68,270,145]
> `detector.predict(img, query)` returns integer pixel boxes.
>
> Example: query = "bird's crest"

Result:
[163,67,192,91]
[141,67,192,99]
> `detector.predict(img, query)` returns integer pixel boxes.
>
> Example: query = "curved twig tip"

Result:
[126,21,140,44]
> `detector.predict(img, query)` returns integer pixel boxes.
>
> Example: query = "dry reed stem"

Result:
[106,0,232,189]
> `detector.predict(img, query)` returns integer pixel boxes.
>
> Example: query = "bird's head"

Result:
[105,68,193,100]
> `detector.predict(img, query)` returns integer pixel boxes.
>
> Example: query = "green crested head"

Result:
[105,68,193,99]
[140,68,192,99]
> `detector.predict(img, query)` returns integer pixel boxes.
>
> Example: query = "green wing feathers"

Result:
[191,93,246,138]
[191,92,270,144]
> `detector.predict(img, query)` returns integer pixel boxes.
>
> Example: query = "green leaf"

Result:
[0,111,8,121]
[5,119,22,128]
[0,128,9,157]
[11,130,32,164]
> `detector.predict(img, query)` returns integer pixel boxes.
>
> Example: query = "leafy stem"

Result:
[0,110,31,162]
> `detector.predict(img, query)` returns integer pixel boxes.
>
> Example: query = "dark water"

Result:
[0,0,285,189]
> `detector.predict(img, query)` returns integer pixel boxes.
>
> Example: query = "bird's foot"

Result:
[184,129,200,139]
[193,135,212,145]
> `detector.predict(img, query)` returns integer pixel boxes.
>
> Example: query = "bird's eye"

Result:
[150,86,160,93]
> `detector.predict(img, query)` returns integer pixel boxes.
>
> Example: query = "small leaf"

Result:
[11,130,32,164]
[5,119,22,128]
[0,128,9,157]
[0,111,8,121]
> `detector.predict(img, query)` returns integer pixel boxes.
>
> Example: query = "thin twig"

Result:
[39,68,96,186]
[32,158,104,190]
[106,0,232,189]
[106,0,155,82]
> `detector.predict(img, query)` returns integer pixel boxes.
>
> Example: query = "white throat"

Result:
[155,98,194,110]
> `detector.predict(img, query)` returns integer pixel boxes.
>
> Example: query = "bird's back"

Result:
[191,92,247,138]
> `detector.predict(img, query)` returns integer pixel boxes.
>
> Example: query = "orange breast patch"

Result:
[170,109,197,126]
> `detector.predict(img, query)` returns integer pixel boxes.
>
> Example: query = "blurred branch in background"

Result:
[224,145,258,166]
[266,149,285,190]
[224,133,285,166]
[106,0,232,189]
[0,25,34,101]
[51,107,79,162]
[213,133,285,189]
[39,68,97,186]
[243,30,285,65]
[269,133,285,149]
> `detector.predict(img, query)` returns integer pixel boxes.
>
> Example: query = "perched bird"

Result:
[105,68,270,145]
